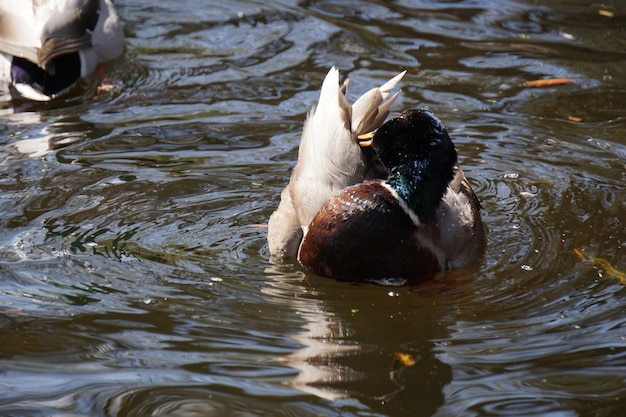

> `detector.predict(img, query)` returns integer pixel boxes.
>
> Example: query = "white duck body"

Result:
[424,167,486,270]
[268,67,405,259]
[0,0,124,101]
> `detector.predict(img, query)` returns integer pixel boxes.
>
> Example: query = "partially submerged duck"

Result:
[0,0,124,101]
[268,68,485,284]
[298,109,486,284]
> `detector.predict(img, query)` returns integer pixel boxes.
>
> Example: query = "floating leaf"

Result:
[598,10,615,18]
[573,247,626,284]
[394,352,416,366]
[524,78,576,88]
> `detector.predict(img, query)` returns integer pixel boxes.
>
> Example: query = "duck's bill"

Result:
[13,83,54,101]
[357,131,375,147]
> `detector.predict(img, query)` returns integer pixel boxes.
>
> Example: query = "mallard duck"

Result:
[298,108,486,284]
[0,0,124,101]
[268,67,406,259]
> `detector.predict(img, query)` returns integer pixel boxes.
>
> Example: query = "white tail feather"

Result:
[291,67,405,227]
[268,67,406,259]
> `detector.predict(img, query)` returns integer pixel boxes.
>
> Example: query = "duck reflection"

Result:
[0,110,93,158]
[264,266,452,414]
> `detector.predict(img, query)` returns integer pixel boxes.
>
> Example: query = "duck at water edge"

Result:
[0,0,124,101]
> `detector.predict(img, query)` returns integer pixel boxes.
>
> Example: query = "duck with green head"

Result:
[298,108,486,284]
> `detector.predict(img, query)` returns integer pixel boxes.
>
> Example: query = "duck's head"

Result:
[359,108,458,223]
[10,54,82,101]
[1,0,124,101]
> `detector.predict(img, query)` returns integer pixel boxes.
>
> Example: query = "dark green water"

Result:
[1,1,625,416]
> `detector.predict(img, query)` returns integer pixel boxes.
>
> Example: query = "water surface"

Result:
[1,1,625,416]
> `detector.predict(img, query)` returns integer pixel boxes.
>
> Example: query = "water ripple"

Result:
[0,1,625,415]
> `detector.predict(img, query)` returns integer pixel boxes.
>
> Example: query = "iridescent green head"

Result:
[365,109,458,222]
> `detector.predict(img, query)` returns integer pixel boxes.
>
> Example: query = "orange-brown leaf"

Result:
[573,247,626,284]
[395,352,416,366]
[524,78,575,88]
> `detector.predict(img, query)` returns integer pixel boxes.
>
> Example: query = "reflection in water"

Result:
[264,266,358,401]
[265,265,453,414]
[0,111,87,158]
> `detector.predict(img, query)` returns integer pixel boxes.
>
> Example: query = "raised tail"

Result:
[291,67,406,226]
[351,70,406,135]
[268,67,406,259]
